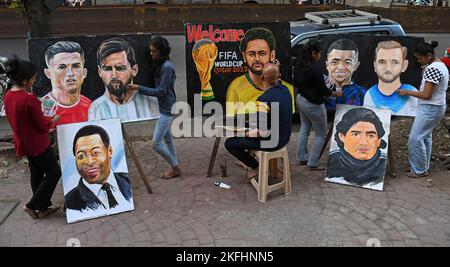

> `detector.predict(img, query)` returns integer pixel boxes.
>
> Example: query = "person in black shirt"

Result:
[294,39,341,170]
[225,63,292,182]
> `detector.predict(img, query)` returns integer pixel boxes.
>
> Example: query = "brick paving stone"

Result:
[386,230,403,241]
[360,219,379,230]
[118,237,134,247]
[162,228,182,245]
[416,207,436,218]
[103,231,120,243]
[368,229,389,240]
[182,239,200,246]
[404,239,421,247]
[400,230,418,240]
[133,241,151,247]
[392,241,406,247]
[131,222,148,233]
[349,211,366,222]
[151,232,166,244]
[179,229,196,241]
[355,234,371,246]
[134,231,150,242]
[198,234,214,245]
[346,223,367,235]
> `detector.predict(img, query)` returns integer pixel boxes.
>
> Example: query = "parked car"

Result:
[290,9,406,63]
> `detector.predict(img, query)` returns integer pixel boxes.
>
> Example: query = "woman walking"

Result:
[128,36,181,179]
[3,56,61,218]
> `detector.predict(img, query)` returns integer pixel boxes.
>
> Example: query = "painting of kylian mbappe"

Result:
[325,104,391,191]
[57,118,134,223]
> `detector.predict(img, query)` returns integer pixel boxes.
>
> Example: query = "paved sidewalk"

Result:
[1,133,450,247]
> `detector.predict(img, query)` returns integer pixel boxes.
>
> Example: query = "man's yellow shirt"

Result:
[226,73,295,116]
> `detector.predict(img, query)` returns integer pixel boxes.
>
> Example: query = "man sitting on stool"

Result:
[225,63,293,182]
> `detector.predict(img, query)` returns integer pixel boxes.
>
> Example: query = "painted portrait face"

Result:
[98,50,138,101]
[374,48,408,83]
[339,121,382,160]
[44,52,87,95]
[242,39,276,75]
[326,49,359,86]
[75,134,113,185]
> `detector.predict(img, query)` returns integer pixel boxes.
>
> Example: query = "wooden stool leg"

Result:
[207,137,221,177]
[269,158,278,178]
[319,125,333,159]
[122,127,152,194]
[387,139,396,178]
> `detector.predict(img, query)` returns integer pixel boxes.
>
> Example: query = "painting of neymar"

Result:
[185,22,292,116]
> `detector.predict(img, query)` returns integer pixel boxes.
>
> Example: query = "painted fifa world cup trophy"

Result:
[192,39,218,101]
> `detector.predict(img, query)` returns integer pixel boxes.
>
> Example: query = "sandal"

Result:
[37,205,60,218]
[307,166,326,171]
[23,206,38,219]
[406,171,429,178]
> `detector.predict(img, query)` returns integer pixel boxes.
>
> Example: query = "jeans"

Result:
[408,104,446,174]
[153,113,179,167]
[296,94,328,167]
[26,146,61,211]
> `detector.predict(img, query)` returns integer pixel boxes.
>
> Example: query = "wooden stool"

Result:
[250,147,292,202]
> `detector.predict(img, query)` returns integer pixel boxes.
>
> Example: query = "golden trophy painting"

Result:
[192,39,218,101]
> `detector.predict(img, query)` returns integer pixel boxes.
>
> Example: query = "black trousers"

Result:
[26,146,61,211]
[225,137,280,169]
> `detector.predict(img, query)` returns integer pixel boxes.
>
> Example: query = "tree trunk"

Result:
[22,0,52,38]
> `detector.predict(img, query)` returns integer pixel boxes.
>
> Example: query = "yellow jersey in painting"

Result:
[226,73,294,115]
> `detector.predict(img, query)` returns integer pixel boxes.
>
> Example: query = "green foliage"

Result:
[9,0,23,9]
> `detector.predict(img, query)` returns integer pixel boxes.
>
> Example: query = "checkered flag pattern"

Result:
[424,67,443,84]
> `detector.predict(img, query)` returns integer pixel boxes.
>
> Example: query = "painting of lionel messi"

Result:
[325,105,391,191]
[185,22,294,117]
[313,34,424,114]
[57,118,134,223]
[28,33,159,124]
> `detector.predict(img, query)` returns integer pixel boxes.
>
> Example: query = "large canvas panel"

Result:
[325,104,391,191]
[28,34,159,124]
[309,35,425,116]
[185,22,294,117]
[57,118,134,223]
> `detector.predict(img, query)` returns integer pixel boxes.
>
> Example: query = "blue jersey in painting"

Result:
[324,82,367,111]
[365,83,417,113]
